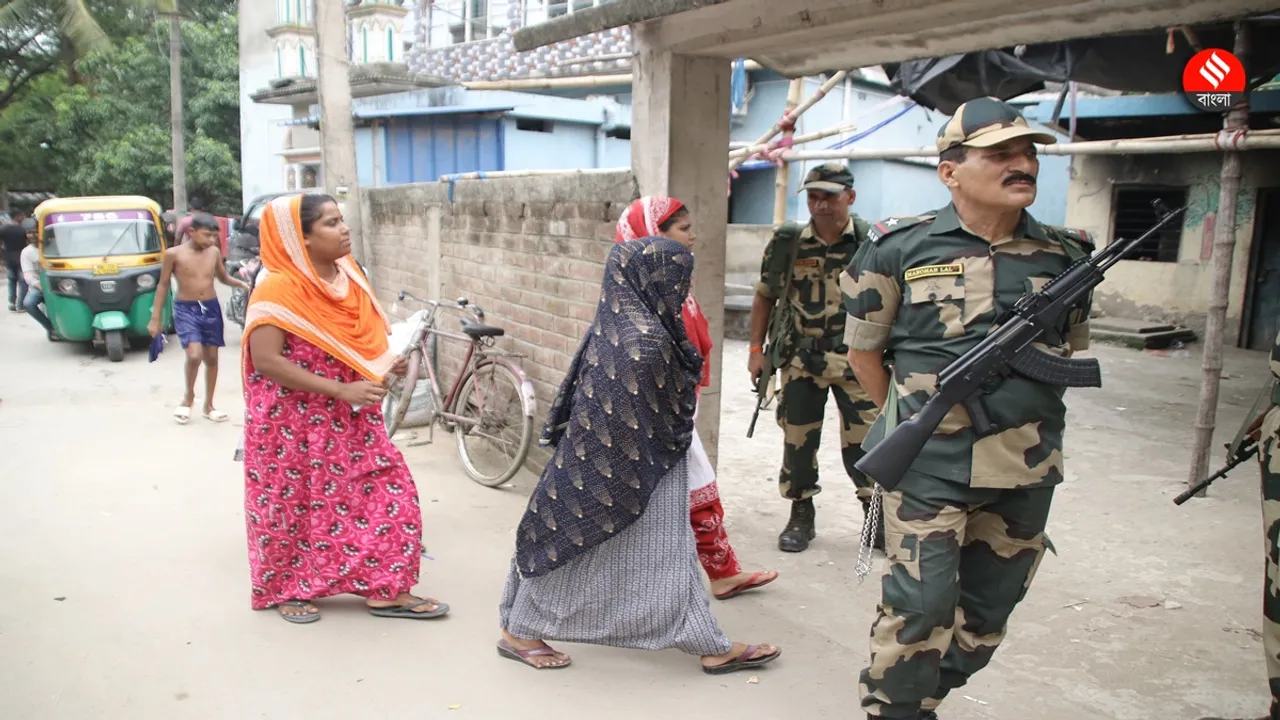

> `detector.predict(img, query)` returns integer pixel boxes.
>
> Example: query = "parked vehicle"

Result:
[33,195,174,361]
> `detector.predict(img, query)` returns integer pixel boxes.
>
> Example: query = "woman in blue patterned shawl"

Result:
[495,235,781,675]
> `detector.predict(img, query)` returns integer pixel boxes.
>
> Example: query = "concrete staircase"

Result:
[1087,317,1197,350]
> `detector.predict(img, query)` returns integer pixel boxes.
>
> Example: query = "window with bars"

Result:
[1112,185,1186,262]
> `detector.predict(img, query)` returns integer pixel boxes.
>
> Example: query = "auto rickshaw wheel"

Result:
[105,330,125,362]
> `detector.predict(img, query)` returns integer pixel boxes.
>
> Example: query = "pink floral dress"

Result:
[242,333,421,610]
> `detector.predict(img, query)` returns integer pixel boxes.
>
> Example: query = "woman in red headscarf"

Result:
[615,196,778,601]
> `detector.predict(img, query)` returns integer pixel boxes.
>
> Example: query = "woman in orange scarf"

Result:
[240,193,449,624]
[615,196,778,601]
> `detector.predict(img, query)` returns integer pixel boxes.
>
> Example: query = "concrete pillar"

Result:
[315,0,371,267]
[632,25,731,468]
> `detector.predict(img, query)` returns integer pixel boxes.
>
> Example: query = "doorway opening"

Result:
[1243,187,1280,350]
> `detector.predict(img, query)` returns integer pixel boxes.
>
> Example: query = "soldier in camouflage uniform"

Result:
[749,162,882,553]
[840,98,1094,719]
[1250,328,1280,720]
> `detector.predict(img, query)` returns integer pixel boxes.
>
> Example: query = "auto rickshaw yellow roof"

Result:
[34,195,162,219]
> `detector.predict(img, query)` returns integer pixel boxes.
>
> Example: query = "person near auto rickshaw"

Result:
[147,213,249,425]
[19,225,54,340]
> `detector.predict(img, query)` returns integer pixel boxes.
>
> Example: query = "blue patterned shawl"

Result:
[514,236,703,577]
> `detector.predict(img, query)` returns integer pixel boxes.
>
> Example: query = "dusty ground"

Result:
[0,292,1272,720]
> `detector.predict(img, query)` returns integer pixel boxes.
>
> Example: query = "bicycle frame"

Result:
[401,294,524,430]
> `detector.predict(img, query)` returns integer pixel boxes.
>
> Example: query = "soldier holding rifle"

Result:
[840,98,1097,719]
[747,163,881,553]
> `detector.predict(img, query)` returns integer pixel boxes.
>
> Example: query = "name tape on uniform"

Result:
[903,263,963,282]
[794,258,821,269]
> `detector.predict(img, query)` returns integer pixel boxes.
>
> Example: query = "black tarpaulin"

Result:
[884,17,1280,117]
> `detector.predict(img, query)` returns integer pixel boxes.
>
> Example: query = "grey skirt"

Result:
[498,455,733,656]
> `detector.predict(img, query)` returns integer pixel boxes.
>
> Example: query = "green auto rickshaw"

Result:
[33,196,174,361]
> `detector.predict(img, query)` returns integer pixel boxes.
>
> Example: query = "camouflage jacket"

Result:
[1264,328,1280,441]
[754,215,871,377]
[840,203,1094,490]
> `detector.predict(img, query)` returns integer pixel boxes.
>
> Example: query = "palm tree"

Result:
[1,0,185,211]
[0,0,109,54]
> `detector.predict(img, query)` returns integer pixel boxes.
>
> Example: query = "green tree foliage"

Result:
[1,2,240,214]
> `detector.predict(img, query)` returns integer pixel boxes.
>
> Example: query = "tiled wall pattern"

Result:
[407,21,633,83]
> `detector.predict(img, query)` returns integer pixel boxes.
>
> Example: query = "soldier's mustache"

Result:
[1003,172,1036,186]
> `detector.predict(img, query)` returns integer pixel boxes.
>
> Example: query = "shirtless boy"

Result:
[148,213,250,424]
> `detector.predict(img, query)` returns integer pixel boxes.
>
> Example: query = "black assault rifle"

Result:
[1172,436,1259,505]
[853,200,1186,491]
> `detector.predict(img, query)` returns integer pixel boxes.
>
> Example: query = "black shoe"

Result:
[861,499,886,551]
[920,711,939,720]
[778,498,816,552]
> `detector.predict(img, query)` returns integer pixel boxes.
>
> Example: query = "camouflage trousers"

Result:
[1260,407,1280,716]
[775,364,879,502]
[860,478,1054,717]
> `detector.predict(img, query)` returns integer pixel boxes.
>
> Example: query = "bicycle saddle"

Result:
[460,319,505,338]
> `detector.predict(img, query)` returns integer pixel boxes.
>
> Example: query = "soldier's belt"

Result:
[795,336,847,353]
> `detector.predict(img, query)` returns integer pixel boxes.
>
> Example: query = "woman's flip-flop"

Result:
[714,571,779,600]
[368,597,450,619]
[496,639,572,669]
[173,406,191,425]
[702,645,781,675]
[276,600,320,624]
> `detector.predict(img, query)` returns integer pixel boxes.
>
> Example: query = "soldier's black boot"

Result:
[860,499,886,551]
[920,711,940,720]
[778,498,816,552]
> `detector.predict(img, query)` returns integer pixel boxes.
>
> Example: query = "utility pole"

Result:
[1188,19,1250,495]
[167,0,186,214]
[315,0,369,266]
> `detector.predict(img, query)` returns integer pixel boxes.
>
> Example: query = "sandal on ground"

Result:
[714,570,779,600]
[367,597,449,619]
[496,639,572,669]
[173,406,191,425]
[276,600,320,624]
[702,645,781,675]
[203,408,229,423]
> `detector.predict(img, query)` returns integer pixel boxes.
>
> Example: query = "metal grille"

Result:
[1113,186,1187,262]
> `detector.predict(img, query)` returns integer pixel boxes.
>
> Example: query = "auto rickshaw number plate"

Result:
[93,263,119,276]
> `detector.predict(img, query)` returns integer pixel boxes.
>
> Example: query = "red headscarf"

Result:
[614,196,712,390]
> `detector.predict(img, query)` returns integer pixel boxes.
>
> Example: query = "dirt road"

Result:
[0,301,1270,719]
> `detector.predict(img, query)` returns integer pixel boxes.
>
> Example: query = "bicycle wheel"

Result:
[382,349,422,437]
[452,360,535,487]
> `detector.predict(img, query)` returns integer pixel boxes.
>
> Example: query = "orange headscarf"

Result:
[243,195,395,382]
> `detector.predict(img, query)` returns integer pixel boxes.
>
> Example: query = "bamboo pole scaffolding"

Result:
[774,79,803,224]
[776,129,1280,161]
[728,71,851,173]
[1187,20,1252,497]
[729,122,861,159]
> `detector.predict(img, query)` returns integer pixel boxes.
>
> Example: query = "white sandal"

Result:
[203,408,229,423]
[173,406,191,424]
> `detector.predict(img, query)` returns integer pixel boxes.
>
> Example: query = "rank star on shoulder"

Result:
[884,218,899,227]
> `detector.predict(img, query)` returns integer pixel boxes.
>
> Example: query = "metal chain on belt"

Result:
[854,483,883,584]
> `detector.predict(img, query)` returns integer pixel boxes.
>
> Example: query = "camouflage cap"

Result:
[936,97,1057,153]
[799,162,854,194]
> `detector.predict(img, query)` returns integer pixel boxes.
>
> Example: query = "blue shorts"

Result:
[173,298,225,349]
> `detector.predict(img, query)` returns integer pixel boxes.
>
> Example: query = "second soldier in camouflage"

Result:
[749,162,882,553]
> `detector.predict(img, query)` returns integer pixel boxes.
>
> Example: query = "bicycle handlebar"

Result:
[396,290,484,322]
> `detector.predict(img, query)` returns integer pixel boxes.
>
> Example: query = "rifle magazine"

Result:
[1009,347,1102,388]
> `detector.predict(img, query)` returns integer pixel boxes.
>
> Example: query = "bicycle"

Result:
[382,291,537,487]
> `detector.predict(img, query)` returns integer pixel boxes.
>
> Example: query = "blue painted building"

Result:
[279,86,632,187]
